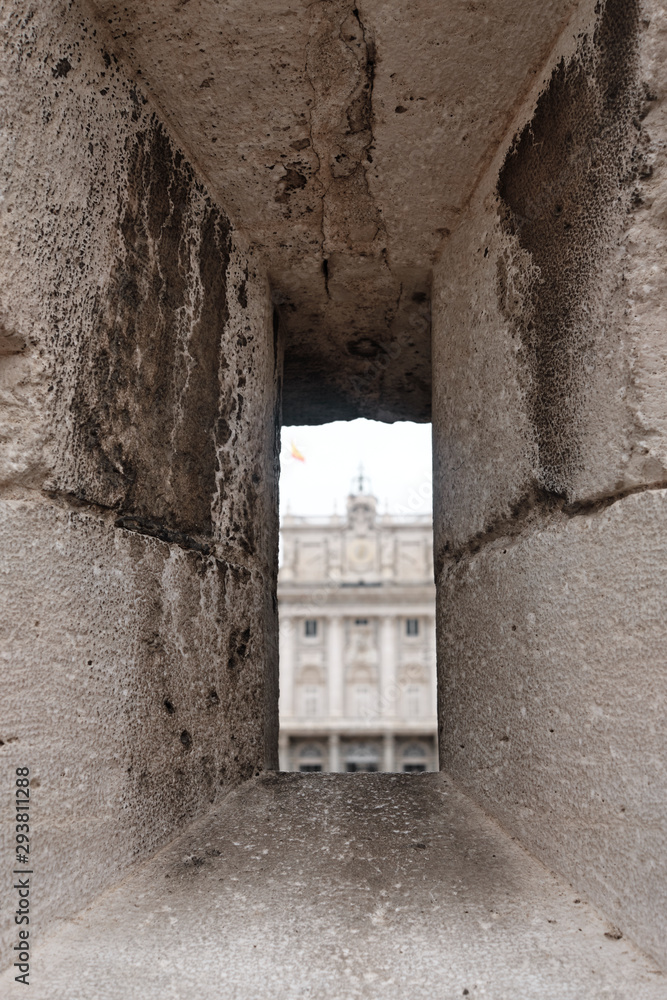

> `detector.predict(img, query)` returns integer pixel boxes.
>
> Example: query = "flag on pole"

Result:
[290,441,306,463]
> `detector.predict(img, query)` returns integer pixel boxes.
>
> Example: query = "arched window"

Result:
[345,742,379,773]
[304,685,320,717]
[402,742,428,773]
[298,744,324,773]
[399,664,428,719]
[296,665,325,719]
[406,684,421,717]
[355,684,371,717]
[346,663,378,720]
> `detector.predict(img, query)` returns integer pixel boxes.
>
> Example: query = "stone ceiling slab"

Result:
[85,0,581,421]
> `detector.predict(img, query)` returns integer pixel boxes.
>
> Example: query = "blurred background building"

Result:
[278,474,437,772]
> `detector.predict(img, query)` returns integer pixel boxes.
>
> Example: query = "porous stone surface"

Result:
[497,0,645,500]
[1,774,663,999]
[429,0,667,971]
[437,488,667,969]
[0,500,273,969]
[0,0,279,966]
[0,1,279,559]
[81,0,583,423]
[3,0,667,987]
[432,0,667,562]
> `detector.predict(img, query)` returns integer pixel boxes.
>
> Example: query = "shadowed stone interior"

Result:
[1,0,667,987]
[498,0,644,496]
[81,0,581,423]
[1,775,663,999]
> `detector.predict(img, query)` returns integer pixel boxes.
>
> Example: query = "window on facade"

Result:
[298,744,323,772]
[345,743,379,772]
[406,684,421,717]
[304,686,320,717]
[355,684,371,717]
[279,419,434,773]
[402,742,428,773]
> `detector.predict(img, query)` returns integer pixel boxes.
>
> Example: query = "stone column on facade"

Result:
[279,613,295,718]
[382,732,395,773]
[427,615,437,722]
[328,732,341,773]
[278,732,290,772]
[327,615,344,718]
[380,615,397,719]
[381,532,395,582]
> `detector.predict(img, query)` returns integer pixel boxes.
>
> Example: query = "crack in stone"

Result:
[345,4,384,247]
[322,256,331,299]
[40,488,215,556]
[305,1,383,258]
[114,514,213,555]
[437,478,667,578]
[302,2,329,289]
[348,6,376,136]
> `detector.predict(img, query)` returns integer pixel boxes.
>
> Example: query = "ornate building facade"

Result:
[278,482,437,773]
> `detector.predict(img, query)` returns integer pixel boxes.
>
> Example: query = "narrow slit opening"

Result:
[277,418,437,774]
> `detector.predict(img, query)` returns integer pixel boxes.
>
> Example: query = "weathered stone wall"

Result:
[0,0,278,966]
[3,0,667,978]
[433,0,667,967]
[81,0,583,427]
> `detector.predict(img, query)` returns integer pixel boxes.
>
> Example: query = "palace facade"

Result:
[278,483,437,773]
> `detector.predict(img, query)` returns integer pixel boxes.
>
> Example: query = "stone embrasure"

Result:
[82,0,581,423]
[2,774,662,1000]
[2,0,667,985]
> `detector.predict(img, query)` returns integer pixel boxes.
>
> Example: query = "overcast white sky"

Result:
[280,419,432,518]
